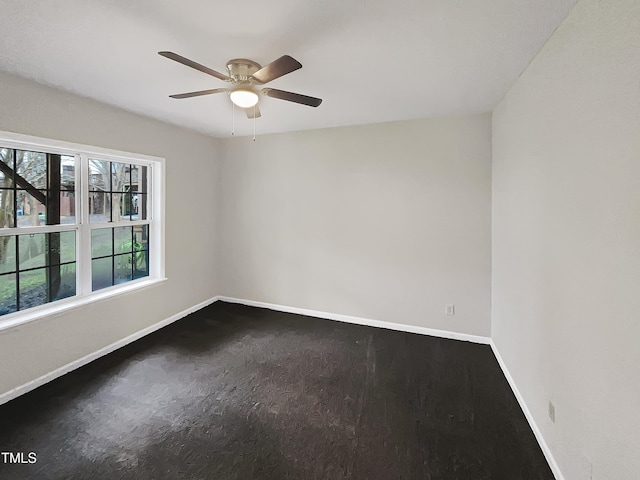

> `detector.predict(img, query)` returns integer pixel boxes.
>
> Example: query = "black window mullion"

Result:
[129,164,133,221]
[46,155,63,302]
[145,224,149,275]
[131,225,135,278]
[18,261,75,275]
[141,167,148,220]
[111,227,115,287]
[15,232,20,311]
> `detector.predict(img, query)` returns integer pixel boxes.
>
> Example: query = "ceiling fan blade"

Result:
[245,105,261,119]
[251,55,302,84]
[169,88,229,99]
[262,88,322,107]
[158,51,230,82]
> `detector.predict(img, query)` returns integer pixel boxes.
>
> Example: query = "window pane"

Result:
[19,263,77,308]
[91,228,112,258]
[16,151,47,189]
[88,159,110,192]
[121,192,146,221]
[61,156,75,191]
[44,232,76,270]
[32,231,76,267]
[133,225,148,251]
[111,162,129,192]
[0,189,15,228]
[124,164,132,186]
[19,267,47,310]
[129,193,138,220]
[0,231,77,316]
[58,231,76,264]
[54,263,76,301]
[114,254,133,284]
[60,191,76,224]
[89,191,110,223]
[133,250,149,280]
[92,257,112,291]
[0,148,13,171]
[120,190,134,221]
[0,273,17,315]
[0,165,12,188]
[115,226,132,254]
[112,192,125,222]
[19,234,46,270]
[134,193,148,220]
[16,190,46,227]
[131,165,147,193]
[0,236,16,274]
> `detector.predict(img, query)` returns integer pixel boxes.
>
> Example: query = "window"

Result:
[0,132,164,322]
[88,160,150,291]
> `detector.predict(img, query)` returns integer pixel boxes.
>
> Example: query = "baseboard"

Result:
[0,296,219,407]
[490,340,565,480]
[216,296,491,345]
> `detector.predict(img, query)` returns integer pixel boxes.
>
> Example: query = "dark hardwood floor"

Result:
[0,301,554,479]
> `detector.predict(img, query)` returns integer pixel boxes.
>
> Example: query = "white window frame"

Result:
[0,130,166,331]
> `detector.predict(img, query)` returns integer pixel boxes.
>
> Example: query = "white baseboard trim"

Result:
[490,340,565,480]
[0,296,219,407]
[216,296,491,345]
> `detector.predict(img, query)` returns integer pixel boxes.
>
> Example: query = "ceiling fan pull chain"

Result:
[253,105,256,141]
[232,103,235,136]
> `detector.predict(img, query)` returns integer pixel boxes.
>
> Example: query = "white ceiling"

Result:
[0,0,577,138]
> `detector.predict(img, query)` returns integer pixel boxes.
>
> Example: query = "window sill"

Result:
[0,277,168,333]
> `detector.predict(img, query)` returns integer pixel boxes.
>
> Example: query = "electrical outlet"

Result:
[445,304,455,315]
[548,401,555,423]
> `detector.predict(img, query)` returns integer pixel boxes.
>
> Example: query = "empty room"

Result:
[0,0,638,479]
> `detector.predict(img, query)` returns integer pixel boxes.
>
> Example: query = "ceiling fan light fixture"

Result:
[230,88,259,108]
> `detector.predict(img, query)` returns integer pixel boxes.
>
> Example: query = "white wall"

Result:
[217,114,492,337]
[492,0,640,478]
[0,71,220,397]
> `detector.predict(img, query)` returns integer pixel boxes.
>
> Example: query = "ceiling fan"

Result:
[158,52,322,118]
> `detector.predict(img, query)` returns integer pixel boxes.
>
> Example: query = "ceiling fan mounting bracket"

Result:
[226,59,261,84]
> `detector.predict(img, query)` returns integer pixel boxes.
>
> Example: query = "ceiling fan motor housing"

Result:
[226,59,261,84]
